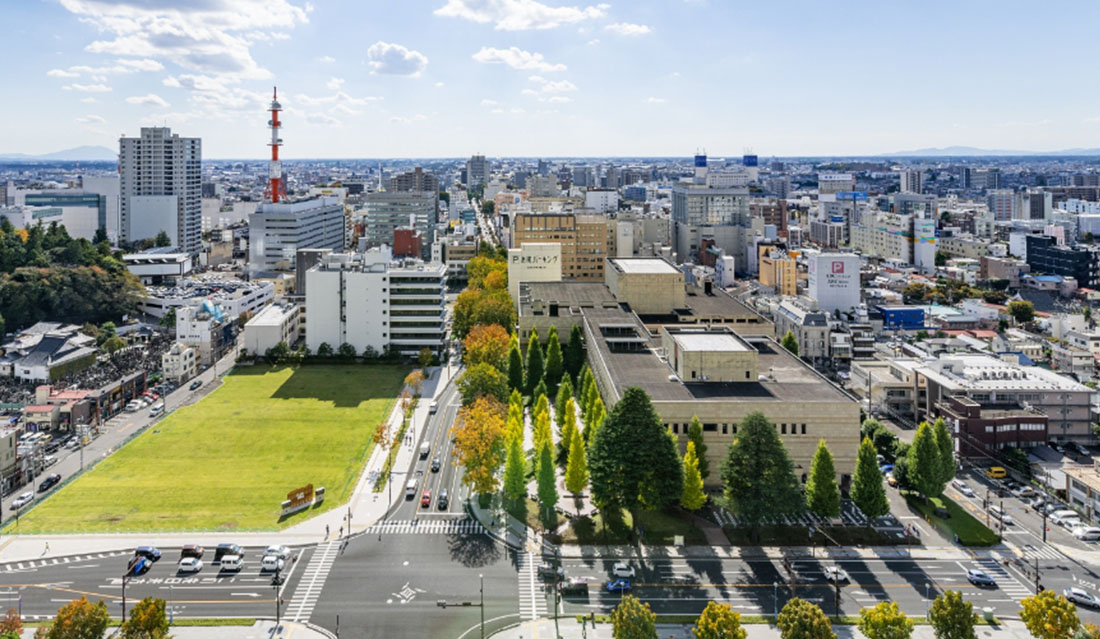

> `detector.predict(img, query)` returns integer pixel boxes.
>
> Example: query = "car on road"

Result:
[437,488,449,510]
[559,577,589,595]
[189,380,203,391]
[606,579,631,593]
[1053,444,1067,455]
[1011,486,1035,498]
[986,466,1007,479]
[886,474,898,488]
[220,555,243,572]
[1030,499,1046,512]
[180,545,204,559]
[264,545,290,560]
[1059,517,1083,531]
[135,546,162,562]
[431,457,441,473]
[966,569,996,586]
[128,556,152,576]
[214,543,242,561]
[989,505,1012,525]
[421,490,432,508]
[823,567,849,583]
[37,473,61,493]
[177,557,203,573]
[538,562,565,580]
[261,555,285,572]
[65,437,79,450]
[10,492,33,510]
[952,480,975,497]
[612,562,635,578]
[44,441,60,455]
[1065,587,1100,608]
[1073,526,1100,541]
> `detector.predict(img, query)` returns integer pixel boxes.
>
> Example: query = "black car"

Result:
[43,442,60,455]
[214,543,241,561]
[134,546,162,562]
[430,457,441,473]
[189,380,203,391]
[180,544,204,559]
[37,474,61,493]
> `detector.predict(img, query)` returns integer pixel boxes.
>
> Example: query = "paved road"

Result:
[556,554,1100,622]
[0,544,309,621]
[1,352,236,523]
[388,377,464,521]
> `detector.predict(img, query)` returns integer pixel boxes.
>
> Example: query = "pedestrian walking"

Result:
[325,524,330,539]
[44,542,49,553]
[339,525,344,538]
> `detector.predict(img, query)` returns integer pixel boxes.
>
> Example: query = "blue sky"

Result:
[6,0,1100,158]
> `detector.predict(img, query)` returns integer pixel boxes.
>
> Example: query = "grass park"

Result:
[10,364,408,533]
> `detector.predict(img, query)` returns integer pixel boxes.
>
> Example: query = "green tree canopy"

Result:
[525,330,544,396]
[588,387,683,514]
[681,440,706,511]
[458,362,510,406]
[777,598,836,639]
[44,596,110,639]
[858,601,914,639]
[851,437,889,520]
[1007,300,1035,324]
[781,329,799,356]
[536,442,558,525]
[908,421,946,499]
[721,411,803,538]
[611,594,657,639]
[503,432,527,506]
[933,417,955,487]
[806,439,841,518]
[1019,590,1080,639]
[691,601,746,639]
[929,590,976,639]
[120,596,170,639]
[565,427,588,501]
[564,324,585,381]
[507,333,524,391]
[687,415,709,480]
[544,325,563,394]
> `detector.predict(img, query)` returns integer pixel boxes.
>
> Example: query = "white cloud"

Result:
[510,107,525,114]
[116,58,164,71]
[435,0,608,30]
[75,114,106,125]
[63,83,112,92]
[293,91,381,106]
[434,81,445,87]
[605,22,652,36]
[330,103,361,116]
[481,99,499,106]
[367,41,428,76]
[491,108,504,114]
[47,68,80,78]
[547,96,572,103]
[58,0,309,80]
[47,58,164,79]
[390,113,428,124]
[527,76,577,94]
[472,46,566,72]
[126,93,170,107]
[80,97,98,103]
[643,96,666,103]
[587,38,599,45]
[305,112,341,126]
[317,55,336,63]
[326,77,345,90]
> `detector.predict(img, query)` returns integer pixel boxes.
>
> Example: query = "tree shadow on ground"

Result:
[247,363,410,407]
[447,529,502,568]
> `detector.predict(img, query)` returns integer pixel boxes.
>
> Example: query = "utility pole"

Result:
[833,569,841,620]
[274,561,282,628]
[1034,555,1040,593]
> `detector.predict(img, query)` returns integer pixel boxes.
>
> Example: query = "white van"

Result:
[419,443,431,459]
[1073,526,1100,541]
[220,555,243,571]
[1050,510,1079,525]
[405,479,418,499]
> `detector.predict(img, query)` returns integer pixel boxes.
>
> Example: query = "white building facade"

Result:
[119,127,202,253]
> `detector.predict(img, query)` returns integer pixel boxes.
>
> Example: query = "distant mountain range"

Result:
[0,146,117,162]
[884,145,1100,157]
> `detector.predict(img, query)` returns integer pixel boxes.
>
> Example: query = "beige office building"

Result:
[512,212,610,281]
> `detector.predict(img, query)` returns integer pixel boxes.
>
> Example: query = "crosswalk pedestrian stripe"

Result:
[286,541,339,623]
[365,518,487,536]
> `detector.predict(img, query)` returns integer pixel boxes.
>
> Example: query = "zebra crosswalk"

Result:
[1020,543,1063,561]
[0,551,131,572]
[286,540,339,622]
[973,558,1032,602]
[710,501,871,528]
[516,550,548,621]
[365,518,486,536]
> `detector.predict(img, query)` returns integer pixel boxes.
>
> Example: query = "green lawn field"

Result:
[11,364,408,533]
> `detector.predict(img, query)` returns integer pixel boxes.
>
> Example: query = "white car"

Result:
[823,567,850,583]
[177,557,203,573]
[261,555,285,572]
[264,545,291,560]
[611,562,635,578]
[10,492,33,510]
[952,480,975,497]
[1059,518,1083,531]
[1065,587,1100,609]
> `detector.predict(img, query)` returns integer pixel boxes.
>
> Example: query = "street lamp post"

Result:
[479,573,485,639]
[169,583,173,626]
[274,562,282,628]
[773,581,778,618]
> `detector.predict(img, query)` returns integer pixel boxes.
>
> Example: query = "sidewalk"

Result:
[490,618,1035,639]
[0,364,458,564]
[16,619,333,639]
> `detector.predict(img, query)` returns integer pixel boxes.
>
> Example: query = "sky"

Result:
[6,0,1100,159]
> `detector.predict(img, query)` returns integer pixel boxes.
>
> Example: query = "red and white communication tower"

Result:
[263,86,287,203]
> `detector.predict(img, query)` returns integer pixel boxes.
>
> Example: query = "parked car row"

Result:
[128,544,292,577]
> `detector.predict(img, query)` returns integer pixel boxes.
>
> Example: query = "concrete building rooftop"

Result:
[669,330,750,352]
[609,257,680,275]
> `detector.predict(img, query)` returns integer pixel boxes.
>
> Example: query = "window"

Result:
[671,423,678,434]
[746,371,750,379]
[703,423,717,432]
[722,424,728,435]
[781,423,787,434]
[801,424,807,434]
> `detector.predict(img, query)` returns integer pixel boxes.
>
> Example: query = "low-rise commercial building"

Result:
[243,303,301,355]
[161,342,198,383]
[935,395,1048,457]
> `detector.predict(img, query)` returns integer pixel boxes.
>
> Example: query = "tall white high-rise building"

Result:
[119,127,202,253]
[899,169,923,194]
[466,154,488,187]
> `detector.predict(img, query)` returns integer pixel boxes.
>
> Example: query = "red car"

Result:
[420,490,431,508]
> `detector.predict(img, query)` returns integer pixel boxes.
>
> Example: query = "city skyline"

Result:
[6,0,1100,158]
